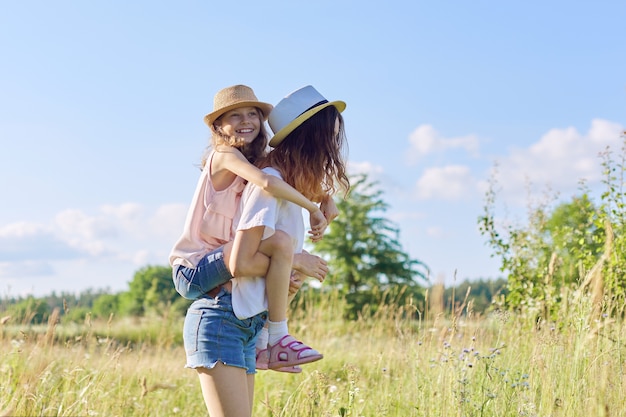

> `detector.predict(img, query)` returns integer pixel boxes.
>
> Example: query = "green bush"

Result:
[479,132,626,319]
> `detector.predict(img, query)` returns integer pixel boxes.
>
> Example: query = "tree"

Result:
[119,265,183,316]
[4,296,50,324]
[92,293,121,319]
[479,169,608,318]
[442,278,508,315]
[312,174,429,318]
[543,194,603,283]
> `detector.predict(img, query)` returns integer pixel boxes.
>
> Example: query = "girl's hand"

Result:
[293,250,328,282]
[320,196,339,223]
[308,208,328,242]
[288,271,305,298]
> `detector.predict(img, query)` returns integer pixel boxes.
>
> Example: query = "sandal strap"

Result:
[281,339,315,356]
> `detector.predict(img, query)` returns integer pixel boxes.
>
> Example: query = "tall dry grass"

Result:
[1,289,625,416]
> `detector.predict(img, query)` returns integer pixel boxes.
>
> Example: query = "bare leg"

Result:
[229,228,322,370]
[196,363,254,417]
[225,231,293,321]
[257,230,293,321]
[223,240,270,278]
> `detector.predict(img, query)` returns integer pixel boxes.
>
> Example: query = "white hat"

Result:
[268,85,346,147]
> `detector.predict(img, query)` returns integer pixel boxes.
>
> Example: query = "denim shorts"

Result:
[173,246,233,300]
[183,287,267,374]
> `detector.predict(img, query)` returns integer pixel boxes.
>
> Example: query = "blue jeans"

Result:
[183,287,267,374]
[173,247,233,300]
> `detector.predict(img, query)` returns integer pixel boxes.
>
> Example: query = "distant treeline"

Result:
[0,273,507,325]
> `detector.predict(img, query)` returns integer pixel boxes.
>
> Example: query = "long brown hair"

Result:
[201,107,270,167]
[260,106,349,202]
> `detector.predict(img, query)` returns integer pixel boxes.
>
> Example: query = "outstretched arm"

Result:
[216,149,328,236]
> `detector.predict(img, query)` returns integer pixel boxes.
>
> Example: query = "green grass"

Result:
[1,292,625,416]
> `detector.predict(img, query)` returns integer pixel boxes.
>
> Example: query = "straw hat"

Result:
[268,85,346,147]
[203,85,273,127]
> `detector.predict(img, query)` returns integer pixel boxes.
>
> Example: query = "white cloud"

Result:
[407,124,480,164]
[0,222,83,262]
[346,160,407,196]
[55,209,118,241]
[496,119,624,198]
[415,165,475,200]
[347,161,384,176]
[150,203,191,239]
[0,203,186,280]
[389,211,426,223]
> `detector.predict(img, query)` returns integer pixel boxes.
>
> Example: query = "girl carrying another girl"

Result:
[185,85,349,416]
[170,85,332,373]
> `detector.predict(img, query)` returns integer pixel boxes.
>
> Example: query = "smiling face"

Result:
[214,106,262,144]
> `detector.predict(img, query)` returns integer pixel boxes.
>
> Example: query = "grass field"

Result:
[1,291,625,416]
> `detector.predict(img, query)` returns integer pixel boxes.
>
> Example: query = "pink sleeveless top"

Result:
[169,151,246,268]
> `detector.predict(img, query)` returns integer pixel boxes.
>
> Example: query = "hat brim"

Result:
[204,101,273,127]
[269,101,346,147]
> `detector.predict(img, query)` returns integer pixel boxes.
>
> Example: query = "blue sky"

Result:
[1,1,624,297]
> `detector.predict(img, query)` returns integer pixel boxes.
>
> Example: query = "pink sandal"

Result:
[267,335,323,370]
[256,347,302,374]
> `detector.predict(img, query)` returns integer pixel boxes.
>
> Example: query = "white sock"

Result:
[256,326,269,350]
[267,319,289,345]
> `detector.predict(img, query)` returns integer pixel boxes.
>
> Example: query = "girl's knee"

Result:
[258,230,293,261]
[269,230,292,251]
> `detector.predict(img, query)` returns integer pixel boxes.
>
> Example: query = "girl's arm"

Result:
[287,251,328,302]
[320,194,339,223]
[292,250,328,283]
[287,271,305,303]
[216,149,327,238]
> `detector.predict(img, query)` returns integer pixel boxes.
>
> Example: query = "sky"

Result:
[1,0,625,298]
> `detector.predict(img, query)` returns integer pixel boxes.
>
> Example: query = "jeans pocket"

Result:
[183,309,202,355]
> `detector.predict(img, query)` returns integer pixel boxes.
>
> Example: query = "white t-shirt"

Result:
[231,167,305,319]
